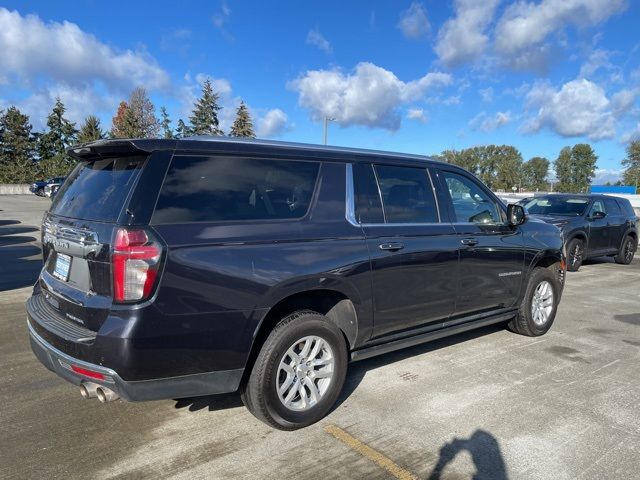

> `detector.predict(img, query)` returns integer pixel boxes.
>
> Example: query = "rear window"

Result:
[152,156,320,223]
[50,156,145,222]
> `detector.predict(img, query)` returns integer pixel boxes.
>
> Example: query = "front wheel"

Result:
[566,238,584,272]
[614,235,636,265]
[509,267,560,336]
[241,311,348,430]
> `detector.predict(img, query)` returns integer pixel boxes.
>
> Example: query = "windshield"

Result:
[523,197,589,216]
[50,156,146,222]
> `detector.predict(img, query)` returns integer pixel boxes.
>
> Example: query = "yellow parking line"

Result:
[324,424,418,480]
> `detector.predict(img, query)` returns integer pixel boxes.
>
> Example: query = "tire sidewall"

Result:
[620,236,636,264]
[523,269,559,335]
[259,316,347,428]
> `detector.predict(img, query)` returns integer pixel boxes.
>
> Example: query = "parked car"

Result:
[43,178,65,198]
[28,137,566,430]
[29,177,65,196]
[521,194,637,271]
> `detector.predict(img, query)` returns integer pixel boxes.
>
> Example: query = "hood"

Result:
[529,214,575,227]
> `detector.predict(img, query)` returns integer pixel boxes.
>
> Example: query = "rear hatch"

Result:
[39,154,148,333]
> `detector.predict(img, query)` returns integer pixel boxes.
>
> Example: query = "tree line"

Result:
[0,79,255,183]
[436,142,640,193]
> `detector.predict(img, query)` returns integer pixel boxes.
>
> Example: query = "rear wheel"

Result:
[509,267,560,336]
[566,238,584,272]
[241,311,348,430]
[614,235,636,265]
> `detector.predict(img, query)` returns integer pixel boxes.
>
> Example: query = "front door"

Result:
[586,199,610,253]
[436,169,525,317]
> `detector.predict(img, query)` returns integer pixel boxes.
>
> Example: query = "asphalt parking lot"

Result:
[1,194,639,480]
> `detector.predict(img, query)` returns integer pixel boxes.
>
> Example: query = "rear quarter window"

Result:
[152,156,320,223]
[50,156,145,222]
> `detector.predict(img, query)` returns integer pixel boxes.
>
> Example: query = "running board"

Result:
[350,312,516,362]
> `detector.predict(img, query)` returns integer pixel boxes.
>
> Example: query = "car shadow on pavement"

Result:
[426,429,508,480]
[614,313,640,325]
[0,220,42,291]
[174,392,244,412]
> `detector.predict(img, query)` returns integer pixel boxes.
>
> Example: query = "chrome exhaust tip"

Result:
[95,386,119,403]
[79,382,99,399]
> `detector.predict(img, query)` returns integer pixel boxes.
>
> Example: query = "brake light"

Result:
[112,228,162,303]
[71,365,105,381]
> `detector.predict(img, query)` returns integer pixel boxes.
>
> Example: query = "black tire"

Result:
[241,310,348,430]
[36,188,44,197]
[614,235,636,265]
[566,238,584,272]
[508,267,560,337]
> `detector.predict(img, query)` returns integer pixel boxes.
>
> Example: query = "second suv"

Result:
[521,194,637,271]
[28,137,565,430]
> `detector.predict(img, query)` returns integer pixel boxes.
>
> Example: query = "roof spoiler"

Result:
[67,139,176,160]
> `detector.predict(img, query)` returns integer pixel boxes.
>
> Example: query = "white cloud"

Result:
[579,49,617,78]
[611,89,639,116]
[593,168,623,184]
[256,109,290,137]
[620,123,640,143]
[407,108,428,123]
[495,0,627,69]
[523,79,618,140]
[306,28,332,54]
[0,8,169,91]
[479,87,494,103]
[469,111,511,132]
[398,3,430,40]
[289,62,452,130]
[435,0,500,67]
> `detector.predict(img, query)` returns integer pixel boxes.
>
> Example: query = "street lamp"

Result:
[323,116,335,145]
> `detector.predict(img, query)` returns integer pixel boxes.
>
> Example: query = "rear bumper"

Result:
[28,320,243,401]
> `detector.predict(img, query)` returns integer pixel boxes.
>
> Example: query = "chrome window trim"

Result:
[345,163,443,228]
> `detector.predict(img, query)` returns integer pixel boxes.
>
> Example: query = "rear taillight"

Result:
[112,228,162,303]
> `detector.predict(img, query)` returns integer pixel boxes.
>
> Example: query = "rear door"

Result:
[435,168,524,317]
[352,162,458,338]
[39,154,159,332]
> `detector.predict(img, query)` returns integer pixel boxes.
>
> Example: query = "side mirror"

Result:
[591,211,606,220]
[507,204,526,226]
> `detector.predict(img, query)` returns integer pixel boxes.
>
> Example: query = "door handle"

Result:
[460,238,478,246]
[379,242,404,251]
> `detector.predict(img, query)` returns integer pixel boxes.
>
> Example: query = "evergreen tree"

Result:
[37,98,78,160]
[175,119,189,138]
[622,141,640,191]
[111,101,129,138]
[189,79,223,136]
[77,115,104,144]
[0,106,36,183]
[522,157,550,191]
[160,107,174,139]
[229,101,255,138]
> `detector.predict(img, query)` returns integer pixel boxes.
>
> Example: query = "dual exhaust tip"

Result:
[79,382,119,402]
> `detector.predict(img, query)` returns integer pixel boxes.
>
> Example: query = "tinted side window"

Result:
[441,171,502,224]
[604,198,621,216]
[353,163,384,223]
[374,165,438,223]
[152,156,320,223]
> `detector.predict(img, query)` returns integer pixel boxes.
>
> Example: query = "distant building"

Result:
[590,185,637,194]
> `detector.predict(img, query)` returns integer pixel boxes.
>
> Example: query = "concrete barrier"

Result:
[0,184,32,195]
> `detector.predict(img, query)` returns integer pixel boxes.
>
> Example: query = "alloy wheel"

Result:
[531,280,554,326]
[276,335,335,411]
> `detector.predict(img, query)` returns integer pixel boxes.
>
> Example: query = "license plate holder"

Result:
[53,253,72,282]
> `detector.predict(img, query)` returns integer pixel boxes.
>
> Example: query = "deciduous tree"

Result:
[622,140,640,191]
[523,157,549,191]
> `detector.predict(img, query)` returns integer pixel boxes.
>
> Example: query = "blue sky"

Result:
[1,1,639,183]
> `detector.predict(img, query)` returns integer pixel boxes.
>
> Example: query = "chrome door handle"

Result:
[460,238,478,246]
[379,242,404,251]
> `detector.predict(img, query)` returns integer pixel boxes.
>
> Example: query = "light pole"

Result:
[323,116,335,145]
